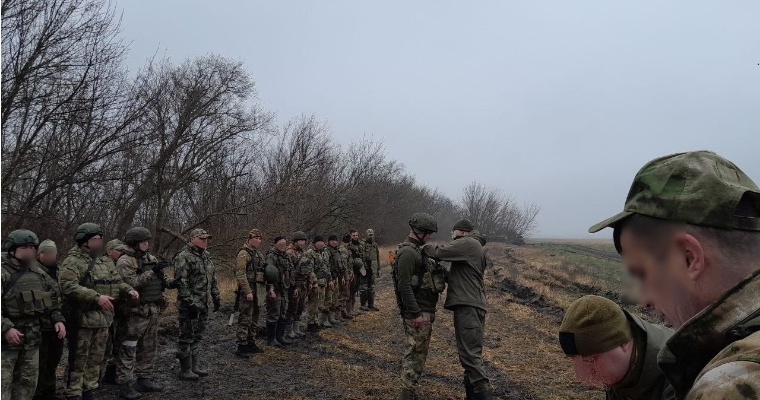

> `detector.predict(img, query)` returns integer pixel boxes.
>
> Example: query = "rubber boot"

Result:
[368,292,380,311]
[342,305,354,320]
[177,354,199,381]
[119,380,142,399]
[133,377,163,393]
[321,312,333,328]
[266,322,282,347]
[276,319,292,345]
[285,320,297,340]
[359,292,369,311]
[191,351,209,377]
[328,311,341,325]
[293,320,306,337]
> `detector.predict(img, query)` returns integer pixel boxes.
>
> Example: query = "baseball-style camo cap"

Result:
[589,151,760,233]
[188,228,212,240]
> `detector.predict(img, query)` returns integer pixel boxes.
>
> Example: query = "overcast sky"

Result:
[118,1,760,238]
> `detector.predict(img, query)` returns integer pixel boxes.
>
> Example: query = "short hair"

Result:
[349,229,358,234]
[273,236,286,244]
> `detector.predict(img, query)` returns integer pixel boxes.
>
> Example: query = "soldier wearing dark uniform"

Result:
[392,214,444,400]
[173,228,220,381]
[362,229,380,312]
[233,229,266,356]
[2,231,66,400]
[264,236,292,347]
[33,239,66,400]
[338,235,355,319]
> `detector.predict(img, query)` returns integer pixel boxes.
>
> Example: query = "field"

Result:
[78,240,656,399]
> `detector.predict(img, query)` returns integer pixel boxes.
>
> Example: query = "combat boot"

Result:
[82,390,94,400]
[101,363,117,384]
[368,292,380,311]
[248,340,264,353]
[321,312,333,328]
[401,388,416,400]
[119,380,142,399]
[133,377,163,393]
[341,307,354,320]
[276,319,293,345]
[328,311,341,324]
[266,322,282,347]
[191,353,209,377]
[285,320,297,340]
[359,292,370,311]
[177,354,199,381]
[235,343,253,357]
[472,390,492,400]
[294,320,306,336]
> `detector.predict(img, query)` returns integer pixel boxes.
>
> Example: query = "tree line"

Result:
[1,0,540,259]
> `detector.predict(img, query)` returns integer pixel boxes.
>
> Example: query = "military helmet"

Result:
[5,230,40,252]
[292,231,307,242]
[124,227,152,246]
[74,223,103,243]
[366,228,374,236]
[264,264,279,285]
[409,213,438,233]
[453,218,475,232]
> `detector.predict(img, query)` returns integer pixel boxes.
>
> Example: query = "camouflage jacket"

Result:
[286,244,314,286]
[363,239,380,264]
[117,248,172,305]
[173,244,219,311]
[58,246,133,328]
[36,262,64,332]
[234,244,263,296]
[265,247,291,292]
[339,244,354,280]
[658,269,760,399]
[346,240,365,275]
[327,245,346,280]
[306,245,331,285]
[607,312,675,400]
[2,256,65,344]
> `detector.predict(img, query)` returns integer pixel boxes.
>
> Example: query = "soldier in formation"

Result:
[264,236,292,347]
[34,239,66,400]
[361,229,381,312]
[233,229,266,357]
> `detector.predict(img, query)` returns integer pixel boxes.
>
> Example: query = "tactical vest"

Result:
[2,263,55,318]
[289,247,312,283]
[136,256,164,303]
[393,242,447,294]
[364,240,379,262]
[80,258,128,306]
[310,248,331,281]
[242,247,265,284]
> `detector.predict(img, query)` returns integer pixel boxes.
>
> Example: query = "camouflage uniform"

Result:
[58,246,133,398]
[306,244,331,328]
[338,243,354,317]
[323,245,341,321]
[361,235,380,309]
[35,261,66,400]
[264,247,291,345]
[115,247,172,387]
[2,255,65,400]
[393,237,444,393]
[234,243,265,347]
[346,239,365,311]
[286,244,313,331]
[173,242,219,374]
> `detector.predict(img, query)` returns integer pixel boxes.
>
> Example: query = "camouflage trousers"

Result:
[35,330,65,398]
[236,295,261,344]
[116,303,161,384]
[101,317,125,378]
[338,281,351,313]
[2,335,40,400]
[453,306,490,393]
[65,326,108,397]
[178,308,208,358]
[325,282,338,311]
[286,284,307,321]
[400,312,436,390]
[265,289,287,323]
[307,285,326,324]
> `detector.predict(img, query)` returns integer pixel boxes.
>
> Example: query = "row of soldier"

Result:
[1,224,384,400]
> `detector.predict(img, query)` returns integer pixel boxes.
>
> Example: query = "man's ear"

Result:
[675,233,706,281]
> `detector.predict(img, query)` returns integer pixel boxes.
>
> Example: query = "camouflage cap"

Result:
[106,239,129,253]
[248,229,263,238]
[589,151,760,233]
[37,239,57,255]
[188,228,212,240]
[366,229,374,236]
[558,295,632,357]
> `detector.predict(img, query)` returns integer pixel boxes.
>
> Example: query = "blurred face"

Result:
[329,239,339,248]
[84,235,104,254]
[351,232,359,241]
[106,249,123,262]
[191,236,209,249]
[296,239,307,250]
[619,229,700,328]
[138,241,150,252]
[275,239,287,251]
[571,344,632,388]
[249,236,262,248]
[452,229,468,239]
[12,246,37,264]
[37,249,58,266]
[314,241,326,250]
[421,232,433,244]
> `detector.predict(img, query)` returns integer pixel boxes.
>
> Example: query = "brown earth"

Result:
[61,241,650,399]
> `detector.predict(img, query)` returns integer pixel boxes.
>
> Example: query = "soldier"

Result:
[264,236,292,347]
[346,230,366,312]
[233,229,266,357]
[362,228,381,312]
[588,151,760,398]
[559,296,675,400]
[325,235,345,324]
[423,219,492,399]
[102,238,130,384]
[115,227,174,398]
[338,234,355,319]
[2,230,66,400]
[392,213,445,400]
[34,239,66,400]
[306,236,332,331]
[173,228,220,381]
[285,231,313,339]
[59,223,138,400]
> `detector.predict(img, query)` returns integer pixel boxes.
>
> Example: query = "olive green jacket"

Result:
[173,244,219,311]
[2,256,65,340]
[658,269,760,400]
[58,246,133,328]
[607,312,675,400]
[394,238,440,319]
[423,236,486,311]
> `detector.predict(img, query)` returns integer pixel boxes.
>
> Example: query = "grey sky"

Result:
[119,1,760,238]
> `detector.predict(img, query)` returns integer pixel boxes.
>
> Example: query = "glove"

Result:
[186,304,199,319]
[213,297,221,312]
[152,264,165,278]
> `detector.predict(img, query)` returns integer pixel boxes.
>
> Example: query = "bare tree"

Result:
[460,181,540,243]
